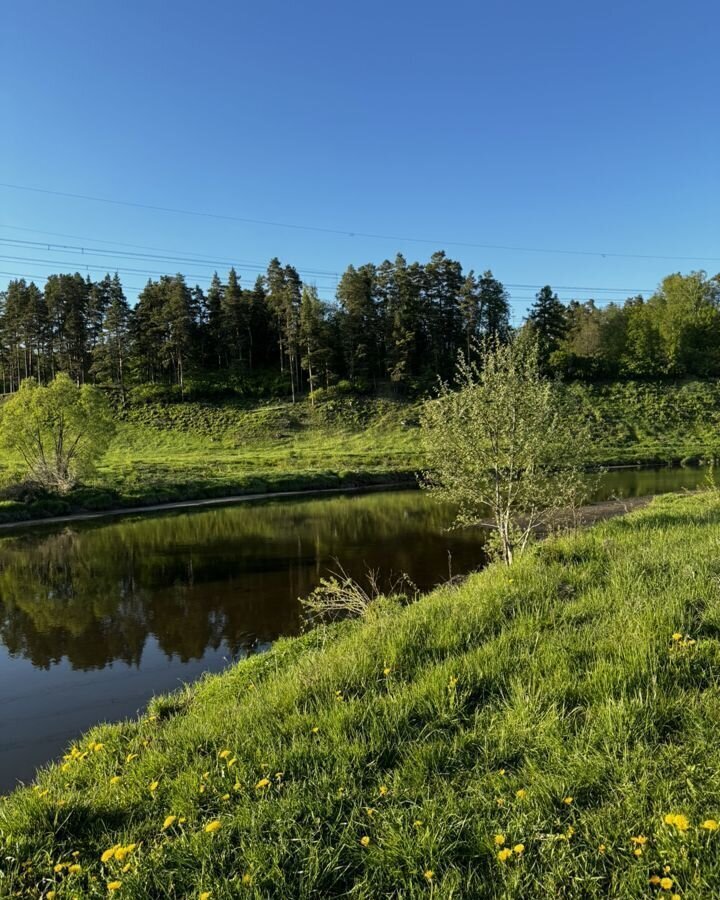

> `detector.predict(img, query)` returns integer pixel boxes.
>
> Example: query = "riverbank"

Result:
[3,491,720,897]
[1,381,720,525]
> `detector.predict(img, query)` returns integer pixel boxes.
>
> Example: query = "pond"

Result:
[0,465,711,792]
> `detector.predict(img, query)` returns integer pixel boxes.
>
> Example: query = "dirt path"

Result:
[0,486,660,534]
[0,483,408,532]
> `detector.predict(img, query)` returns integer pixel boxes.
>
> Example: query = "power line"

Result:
[2,181,719,263]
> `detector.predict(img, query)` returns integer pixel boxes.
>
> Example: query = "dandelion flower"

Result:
[365,807,376,817]
[47,893,56,900]
[598,844,606,854]
[493,834,505,846]
[360,835,371,847]
[516,789,527,799]
[383,667,392,676]
[101,847,118,863]
[109,776,122,785]
[255,777,270,789]
[54,863,66,873]
[149,780,160,793]
[242,873,253,885]
[126,753,138,763]
[660,877,673,890]
[631,836,647,845]
[633,848,643,857]
[448,676,458,688]
[204,820,222,834]
[649,875,661,885]
[122,864,131,873]
[563,796,573,805]
[311,727,319,734]
[413,820,424,828]
[162,815,177,830]
[200,893,212,900]
[672,632,683,641]
[664,813,690,832]
[228,758,237,768]
[497,848,513,862]
[498,768,506,776]
[69,864,82,874]
[218,749,231,759]
[702,819,719,831]
[222,793,230,801]
[424,869,434,881]
[107,882,122,891]
[513,844,525,855]
[379,785,389,796]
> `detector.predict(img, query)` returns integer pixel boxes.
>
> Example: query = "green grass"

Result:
[3,380,720,524]
[3,492,720,897]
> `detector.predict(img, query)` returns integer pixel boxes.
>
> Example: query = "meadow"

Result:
[2,379,720,525]
[2,491,720,897]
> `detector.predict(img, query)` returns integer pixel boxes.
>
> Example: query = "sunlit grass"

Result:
[2,492,720,896]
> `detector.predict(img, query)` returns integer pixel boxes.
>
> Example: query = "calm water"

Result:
[0,466,710,792]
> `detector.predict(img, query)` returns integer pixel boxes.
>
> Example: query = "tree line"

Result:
[1,253,719,398]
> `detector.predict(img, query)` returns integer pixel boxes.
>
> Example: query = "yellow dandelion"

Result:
[47,893,57,900]
[122,863,131,873]
[255,777,271,789]
[513,844,525,855]
[516,789,527,799]
[663,866,671,874]
[54,863,66,873]
[101,847,118,863]
[660,877,673,889]
[670,895,681,900]
[672,632,683,641]
[222,793,230,801]
[633,848,643,857]
[379,785,389,796]
[162,815,178,830]
[702,819,719,831]
[413,819,424,827]
[218,749,231,759]
[493,834,505,846]
[109,776,122,785]
[311,726,319,734]
[383,666,392,676]
[228,758,237,768]
[107,882,122,892]
[424,869,434,881]
[200,893,212,900]
[495,797,505,807]
[199,783,206,794]
[448,676,458,688]
[69,864,82,874]
[125,753,138,763]
[204,820,222,834]
[498,768,506,776]
[360,835,371,847]
[241,873,253,885]
[149,780,160,793]
[631,835,647,845]
[649,875,661,885]
[664,813,690,832]
[562,796,573,805]
[598,844,606,854]
[365,807,376,817]
[497,848,513,862]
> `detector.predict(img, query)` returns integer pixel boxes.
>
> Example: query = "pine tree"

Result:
[527,285,568,370]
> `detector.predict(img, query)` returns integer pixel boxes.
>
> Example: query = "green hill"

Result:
[2,492,720,897]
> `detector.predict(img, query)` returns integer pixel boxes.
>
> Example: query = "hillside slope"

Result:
[2,493,720,897]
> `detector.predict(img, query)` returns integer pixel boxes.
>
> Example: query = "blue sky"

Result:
[2,0,719,323]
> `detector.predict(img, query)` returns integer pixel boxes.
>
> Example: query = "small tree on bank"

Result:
[0,374,115,493]
[420,337,590,564]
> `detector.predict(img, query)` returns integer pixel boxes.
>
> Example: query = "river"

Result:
[0,465,711,792]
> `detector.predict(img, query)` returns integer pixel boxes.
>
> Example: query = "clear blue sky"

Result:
[2,0,719,323]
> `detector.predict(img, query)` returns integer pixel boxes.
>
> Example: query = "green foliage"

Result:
[0,374,115,493]
[421,339,590,563]
[3,494,720,896]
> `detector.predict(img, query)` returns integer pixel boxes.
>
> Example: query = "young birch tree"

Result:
[0,374,115,493]
[420,337,590,565]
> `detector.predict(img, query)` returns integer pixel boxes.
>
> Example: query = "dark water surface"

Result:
[0,466,710,792]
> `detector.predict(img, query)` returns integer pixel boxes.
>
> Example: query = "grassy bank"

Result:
[2,380,720,524]
[2,492,720,897]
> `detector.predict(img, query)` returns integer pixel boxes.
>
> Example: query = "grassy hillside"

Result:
[2,380,720,524]
[3,492,720,897]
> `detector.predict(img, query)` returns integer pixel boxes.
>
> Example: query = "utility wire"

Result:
[1,181,719,263]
